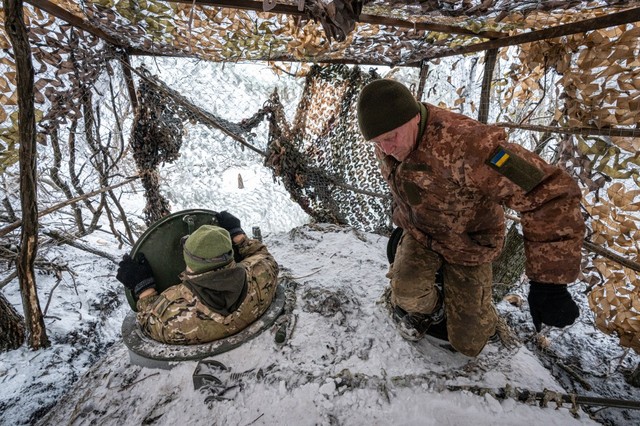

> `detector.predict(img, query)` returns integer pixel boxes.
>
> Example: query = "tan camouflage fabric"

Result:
[391,232,496,356]
[136,238,279,345]
[379,103,585,284]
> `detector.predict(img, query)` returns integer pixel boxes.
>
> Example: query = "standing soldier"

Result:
[357,79,584,356]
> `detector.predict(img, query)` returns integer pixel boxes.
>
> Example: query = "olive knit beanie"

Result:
[357,79,420,141]
[183,225,233,274]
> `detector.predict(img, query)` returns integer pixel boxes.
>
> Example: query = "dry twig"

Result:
[43,229,119,263]
[0,176,139,238]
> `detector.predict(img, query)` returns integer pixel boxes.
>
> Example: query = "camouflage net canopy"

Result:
[0,1,638,65]
[128,66,272,225]
[0,1,639,352]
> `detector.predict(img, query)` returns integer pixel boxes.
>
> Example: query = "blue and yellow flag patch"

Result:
[485,145,545,193]
[489,148,510,167]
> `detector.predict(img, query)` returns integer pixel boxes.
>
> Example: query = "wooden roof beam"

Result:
[130,50,418,67]
[414,6,640,61]
[166,0,505,39]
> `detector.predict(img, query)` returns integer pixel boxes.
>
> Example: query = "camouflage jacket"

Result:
[379,103,585,284]
[136,238,279,345]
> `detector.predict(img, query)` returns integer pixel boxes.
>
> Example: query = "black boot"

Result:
[391,302,447,342]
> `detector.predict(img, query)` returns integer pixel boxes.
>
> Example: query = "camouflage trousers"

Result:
[389,232,497,356]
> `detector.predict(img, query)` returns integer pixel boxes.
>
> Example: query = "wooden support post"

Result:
[416,61,429,102]
[478,48,497,124]
[120,54,138,111]
[3,0,50,350]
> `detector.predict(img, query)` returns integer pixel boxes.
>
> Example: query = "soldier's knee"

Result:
[449,337,486,357]
[448,322,495,357]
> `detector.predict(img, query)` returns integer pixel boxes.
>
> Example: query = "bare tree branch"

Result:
[0,176,139,238]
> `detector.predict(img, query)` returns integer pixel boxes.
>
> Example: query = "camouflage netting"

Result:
[5,1,640,65]
[128,67,272,225]
[1,7,115,174]
[128,64,391,232]
[0,6,137,244]
[483,18,640,352]
[130,71,187,224]
[265,64,391,233]
[1,2,639,353]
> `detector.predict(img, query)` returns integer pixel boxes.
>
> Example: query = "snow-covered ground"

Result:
[2,209,640,425]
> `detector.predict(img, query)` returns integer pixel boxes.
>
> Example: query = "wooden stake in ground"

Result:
[3,0,50,349]
[0,291,25,352]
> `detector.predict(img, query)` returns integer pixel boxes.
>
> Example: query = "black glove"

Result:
[215,210,244,237]
[528,281,579,332]
[116,253,155,296]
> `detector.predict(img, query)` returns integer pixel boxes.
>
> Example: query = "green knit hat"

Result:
[183,225,233,274]
[357,79,420,141]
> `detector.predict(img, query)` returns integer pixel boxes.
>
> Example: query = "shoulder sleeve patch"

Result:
[401,163,432,173]
[485,145,545,193]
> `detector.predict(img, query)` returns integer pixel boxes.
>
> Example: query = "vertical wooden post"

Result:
[3,0,50,349]
[416,60,429,102]
[120,53,138,111]
[478,48,498,124]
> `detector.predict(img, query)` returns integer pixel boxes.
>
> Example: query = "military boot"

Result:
[391,304,446,341]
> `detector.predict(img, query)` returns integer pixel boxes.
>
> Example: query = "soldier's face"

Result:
[370,113,420,161]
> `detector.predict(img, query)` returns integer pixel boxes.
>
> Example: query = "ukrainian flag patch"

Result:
[490,148,510,167]
[485,145,546,193]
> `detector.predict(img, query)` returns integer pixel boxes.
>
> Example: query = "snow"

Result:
[3,216,638,426]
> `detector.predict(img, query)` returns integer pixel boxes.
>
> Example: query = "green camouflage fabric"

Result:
[379,103,585,284]
[136,238,279,345]
[391,232,496,356]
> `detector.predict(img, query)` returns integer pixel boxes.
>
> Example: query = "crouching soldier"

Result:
[357,79,584,356]
[116,211,279,345]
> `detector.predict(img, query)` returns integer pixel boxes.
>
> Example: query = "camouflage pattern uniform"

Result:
[136,238,279,345]
[381,103,584,356]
